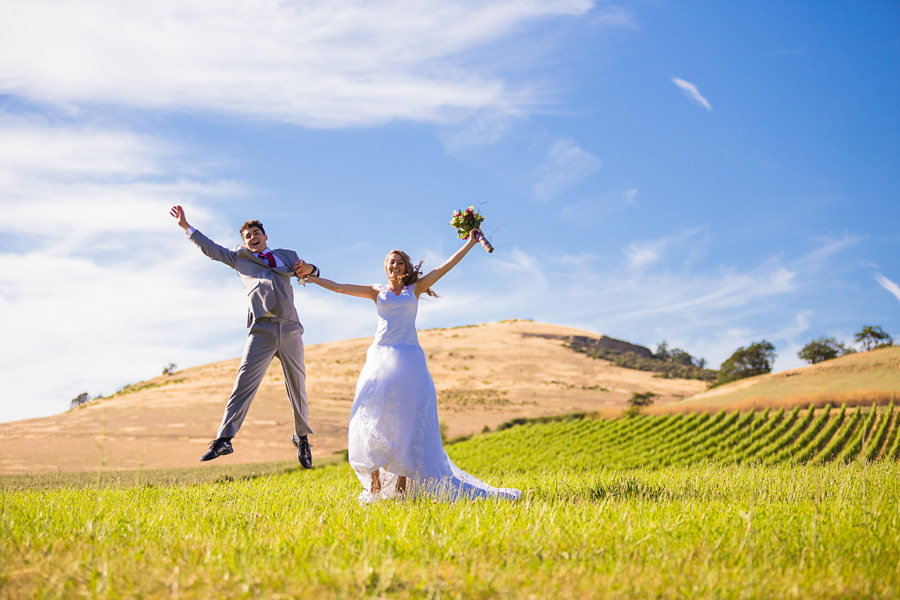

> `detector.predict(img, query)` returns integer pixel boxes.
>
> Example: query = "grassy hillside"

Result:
[662,345,900,412]
[2,413,898,599]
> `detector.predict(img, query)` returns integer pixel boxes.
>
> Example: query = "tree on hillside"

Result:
[624,391,658,417]
[655,341,703,367]
[798,336,853,364]
[70,392,90,409]
[654,341,670,361]
[854,325,893,351]
[669,348,696,366]
[716,340,776,386]
[629,391,658,408]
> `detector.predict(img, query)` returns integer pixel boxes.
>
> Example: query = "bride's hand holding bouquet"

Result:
[451,205,493,253]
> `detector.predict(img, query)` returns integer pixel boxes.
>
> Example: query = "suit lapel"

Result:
[236,247,265,264]
[272,249,294,272]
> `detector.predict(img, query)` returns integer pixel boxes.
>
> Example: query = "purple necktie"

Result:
[258,251,276,268]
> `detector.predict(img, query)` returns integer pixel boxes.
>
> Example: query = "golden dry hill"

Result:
[659,345,900,414]
[0,320,705,475]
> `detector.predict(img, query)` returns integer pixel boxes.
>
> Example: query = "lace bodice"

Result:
[372,285,419,347]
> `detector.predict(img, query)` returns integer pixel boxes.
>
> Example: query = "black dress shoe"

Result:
[200,438,233,462]
[293,435,313,469]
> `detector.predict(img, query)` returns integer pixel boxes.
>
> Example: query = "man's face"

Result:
[242,226,268,253]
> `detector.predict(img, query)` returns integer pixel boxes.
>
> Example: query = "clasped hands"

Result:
[293,259,315,279]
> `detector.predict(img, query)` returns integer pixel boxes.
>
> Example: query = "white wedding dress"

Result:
[348,284,521,504]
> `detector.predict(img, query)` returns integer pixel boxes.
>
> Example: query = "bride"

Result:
[296,230,520,503]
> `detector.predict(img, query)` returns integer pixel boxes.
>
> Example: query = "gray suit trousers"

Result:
[217,318,314,439]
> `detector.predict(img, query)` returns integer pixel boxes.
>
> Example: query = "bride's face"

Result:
[385,253,408,280]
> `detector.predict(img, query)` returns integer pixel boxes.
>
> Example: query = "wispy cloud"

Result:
[623,228,706,271]
[616,262,797,319]
[672,77,712,111]
[795,233,864,268]
[874,272,900,304]
[589,5,636,28]
[533,138,601,201]
[436,110,518,157]
[558,188,638,229]
[409,233,859,375]
[0,0,596,128]
[623,240,665,270]
[488,248,793,367]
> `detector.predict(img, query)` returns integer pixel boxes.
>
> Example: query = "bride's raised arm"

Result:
[414,229,481,297]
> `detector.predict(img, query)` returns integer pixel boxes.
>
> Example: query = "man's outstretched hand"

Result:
[293,259,314,278]
[170,205,191,230]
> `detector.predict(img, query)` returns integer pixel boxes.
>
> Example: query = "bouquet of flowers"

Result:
[451,205,493,253]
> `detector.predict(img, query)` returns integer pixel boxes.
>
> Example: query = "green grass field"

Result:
[3,407,899,599]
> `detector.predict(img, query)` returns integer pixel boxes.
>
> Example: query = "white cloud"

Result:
[0,0,595,128]
[0,242,254,423]
[874,272,900,304]
[0,119,249,423]
[0,116,176,182]
[533,138,601,201]
[0,108,870,425]
[0,121,245,255]
[672,77,712,111]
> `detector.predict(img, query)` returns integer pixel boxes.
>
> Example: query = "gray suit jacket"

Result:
[189,229,302,328]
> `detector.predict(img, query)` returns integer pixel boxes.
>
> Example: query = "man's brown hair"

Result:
[240,220,266,236]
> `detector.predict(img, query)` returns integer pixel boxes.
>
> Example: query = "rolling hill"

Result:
[658,345,900,413]
[4,322,897,476]
[0,320,704,474]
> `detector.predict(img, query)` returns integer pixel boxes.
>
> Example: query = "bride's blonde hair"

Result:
[385,250,438,297]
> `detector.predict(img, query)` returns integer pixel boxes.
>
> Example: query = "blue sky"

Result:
[1,1,898,424]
